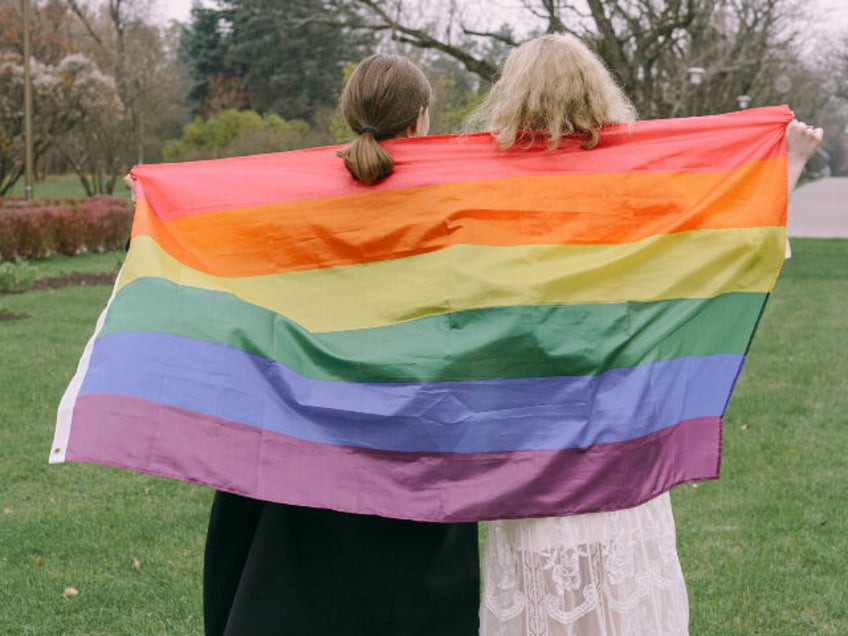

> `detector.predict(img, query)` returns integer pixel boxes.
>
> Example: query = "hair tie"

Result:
[359,126,389,141]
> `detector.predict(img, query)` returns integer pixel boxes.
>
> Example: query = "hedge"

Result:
[0,197,133,262]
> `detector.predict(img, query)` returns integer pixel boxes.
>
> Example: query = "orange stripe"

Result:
[131,159,786,277]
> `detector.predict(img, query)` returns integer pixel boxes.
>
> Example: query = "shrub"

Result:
[0,258,37,293]
[0,197,132,262]
[163,108,312,161]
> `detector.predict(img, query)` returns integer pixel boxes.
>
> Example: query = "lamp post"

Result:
[686,67,706,86]
[22,0,34,202]
[671,67,708,118]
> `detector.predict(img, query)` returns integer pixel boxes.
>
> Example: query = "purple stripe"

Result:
[67,393,721,522]
[79,331,741,452]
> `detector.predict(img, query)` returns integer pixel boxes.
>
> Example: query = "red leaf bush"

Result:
[0,197,132,262]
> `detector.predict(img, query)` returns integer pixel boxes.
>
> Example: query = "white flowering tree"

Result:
[0,54,62,195]
[0,52,125,196]
[51,53,127,196]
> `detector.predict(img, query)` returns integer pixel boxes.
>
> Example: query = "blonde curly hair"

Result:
[465,34,636,150]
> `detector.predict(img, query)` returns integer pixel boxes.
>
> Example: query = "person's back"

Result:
[466,34,822,636]
[203,53,480,636]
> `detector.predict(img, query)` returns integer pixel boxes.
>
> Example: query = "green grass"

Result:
[673,239,848,634]
[1,252,125,294]
[0,256,208,635]
[1,240,846,634]
[6,173,132,201]
[27,251,126,279]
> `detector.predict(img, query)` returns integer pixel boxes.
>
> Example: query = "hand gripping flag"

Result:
[51,106,793,522]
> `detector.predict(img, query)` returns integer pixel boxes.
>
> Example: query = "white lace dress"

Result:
[480,493,689,636]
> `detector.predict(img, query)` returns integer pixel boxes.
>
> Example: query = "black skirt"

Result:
[203,491,480,636]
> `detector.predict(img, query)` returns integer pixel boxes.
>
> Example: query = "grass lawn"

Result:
[1,240,846,634]
[0,251,209,635]
[6,173,132,201]
[672,238,848,634]
[24,251,126,279]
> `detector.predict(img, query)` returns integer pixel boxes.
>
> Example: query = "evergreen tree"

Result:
[180,5,242,113]
[180,0,367,122]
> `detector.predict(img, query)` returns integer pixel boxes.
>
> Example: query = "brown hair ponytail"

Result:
[338,131,396,185]
[337,54,431,185]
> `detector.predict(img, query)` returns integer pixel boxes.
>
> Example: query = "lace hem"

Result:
[481,493,689,636]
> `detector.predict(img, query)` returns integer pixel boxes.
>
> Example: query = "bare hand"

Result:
[786,120,823,164]
[123,173,136,201]
[785,120,823,196]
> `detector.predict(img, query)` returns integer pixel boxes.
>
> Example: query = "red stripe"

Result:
[130,106,792,222]
[67,394,721,522]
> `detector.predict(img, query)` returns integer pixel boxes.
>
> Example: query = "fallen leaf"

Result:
[35,557,44,567]
[3,508,12,515]
[63,587,79,598]
[132,558,141,570]
[740,424,749,431]
[820,520,828,527]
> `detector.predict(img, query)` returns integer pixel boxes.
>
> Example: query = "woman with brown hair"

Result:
[337,53,430,184]
[202,53,479,636]
[465,34,822,636]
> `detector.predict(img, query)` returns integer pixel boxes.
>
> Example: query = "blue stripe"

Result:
[79,331,743,453]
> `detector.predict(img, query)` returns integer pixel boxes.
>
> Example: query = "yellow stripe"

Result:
[120,228,785,333]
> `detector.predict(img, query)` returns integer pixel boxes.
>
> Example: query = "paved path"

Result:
[788,177,848,238]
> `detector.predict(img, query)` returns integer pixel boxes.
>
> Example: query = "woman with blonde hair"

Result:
[466,33,821,636]
[202,53,480,636]
[465,33,637,151]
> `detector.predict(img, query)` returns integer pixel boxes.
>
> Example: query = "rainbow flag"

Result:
[51,106,792,522]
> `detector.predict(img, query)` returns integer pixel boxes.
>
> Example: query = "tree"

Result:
[421,52,487,134]
[180,0,369,123]
[329,0,507,81]
[0,51,119,195]
[0,0,191,192]
[179,4,245,116]
[66,0,191,166]
[815,34,848,176]
[51,53,126,196]
[330,0,818,119]
[0,0,76,63]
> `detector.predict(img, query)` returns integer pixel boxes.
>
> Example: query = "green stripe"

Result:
[101,278,767,383]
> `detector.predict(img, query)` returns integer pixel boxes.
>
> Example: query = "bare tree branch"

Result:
[66,0,105,48]
[461,27,517,48]
[344,0,499,80]
[324,0,819,122]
